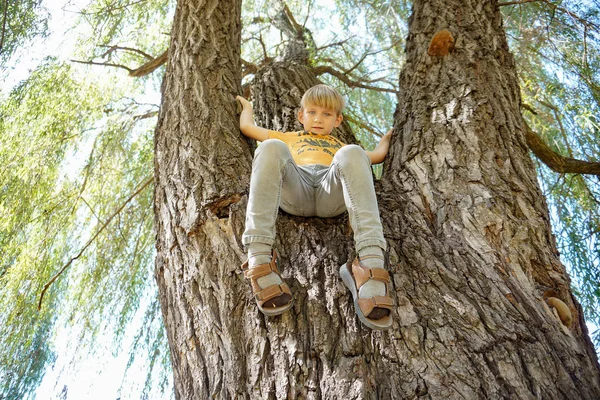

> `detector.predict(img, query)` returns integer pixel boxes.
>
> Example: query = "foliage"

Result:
[0,0,599,398]
[502,0,600,346]
[1,0,177,396]
[0,59,106,398]
[0,36,168,400]
[0,0,49,67]
[71,0,173,68]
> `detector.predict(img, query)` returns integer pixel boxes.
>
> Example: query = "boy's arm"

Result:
[365,129,393,164]
[236,96,270,142]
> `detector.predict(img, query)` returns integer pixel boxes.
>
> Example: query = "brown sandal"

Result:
[241,250,293,316]
[339,257,393,330]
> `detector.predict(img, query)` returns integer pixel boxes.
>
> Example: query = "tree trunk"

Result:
[154,0,600,399]
[153,1,251,398]
[378,0,600,398]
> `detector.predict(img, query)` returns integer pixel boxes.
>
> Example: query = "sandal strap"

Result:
[351,258,390,290]
[244,261,277,280]
[241,250,286,295]
[255,283,292,304]
[242,250,279,279]
[358,295,393,317]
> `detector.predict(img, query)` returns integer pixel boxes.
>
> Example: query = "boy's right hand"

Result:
[236,95,270,142]
[236,95,252,110]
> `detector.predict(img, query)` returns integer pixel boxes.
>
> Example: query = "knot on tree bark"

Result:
[428,29,454,57]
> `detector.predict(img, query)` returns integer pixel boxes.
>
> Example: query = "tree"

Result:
[2,0,600,398]
[154,0,600,398]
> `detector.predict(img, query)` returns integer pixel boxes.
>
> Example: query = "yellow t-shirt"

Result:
[268,130,346,166]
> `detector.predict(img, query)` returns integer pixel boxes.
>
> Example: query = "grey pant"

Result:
[242,139,386,252]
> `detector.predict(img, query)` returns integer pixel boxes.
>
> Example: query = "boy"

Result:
[236,84,393,330]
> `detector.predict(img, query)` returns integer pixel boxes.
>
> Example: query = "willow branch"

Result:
[69,136,99,215]
[302,0,314,28]
[133,110,159,121]
[515,33,600,98]
[499,0,599,32]
[129,49,168,77]
[537,99,573,157]
[71,49,168,77]
[316,37,353,52]
[281,2,303,35]
[313,65,399,94]
[241,59,259,77]
[0,0,7,55]
[344,48,370,76]
[316,61,397,86]
[524,122,600,176]
[100,45,154,60]
[71,59,134,73]
[498,0,541,6]
[75,0,146,15]
[583,26,589,70]
[38,176,154,311]
[344,114,384,138]
[540,0,600,32]
[245,34,271,64]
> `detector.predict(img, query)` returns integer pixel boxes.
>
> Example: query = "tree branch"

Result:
[498,0,541,6]
[38,176,154,311]
[100,45,155,60]
[71,49,168,77]
[70,59,134,73]
[539,0,600,32]
[316,37,353,52]
[344,114,384,138]
[524,122,600,176]
[312,65,399,94]
[499,0,599,33]
[241,59,259,77]
[302,0,314,28]
[514,32,600,100]
[74,0,146,15]
[69,136,99,215]
[280,1,304,37]
[537,99,573,157]
[129,49,168,77]
[244,34,272,65]
[343,47,371,76]
[133,110,159,121]
[0,0,7,55]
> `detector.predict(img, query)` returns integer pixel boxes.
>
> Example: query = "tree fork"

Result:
[154,0,600,398]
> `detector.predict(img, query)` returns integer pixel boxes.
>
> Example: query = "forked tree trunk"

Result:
[154,0,600,398]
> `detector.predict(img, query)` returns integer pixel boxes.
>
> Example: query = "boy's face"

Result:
[298,103,343,135]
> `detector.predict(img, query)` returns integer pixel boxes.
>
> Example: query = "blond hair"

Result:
[300,84,345,115]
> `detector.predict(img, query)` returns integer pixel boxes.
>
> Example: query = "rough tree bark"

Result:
[154,0,600,399]
[153,1,252,398]
[378,0,600,398]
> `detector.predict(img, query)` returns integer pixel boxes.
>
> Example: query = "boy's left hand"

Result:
[375,129,392,150]
[366,128,393,164]
[381,129,392,142]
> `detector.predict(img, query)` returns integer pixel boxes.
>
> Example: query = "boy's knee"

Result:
[335,144,369,166]
[255,139,289,161]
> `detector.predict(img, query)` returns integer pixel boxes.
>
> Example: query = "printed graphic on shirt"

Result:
[268,130,345,166]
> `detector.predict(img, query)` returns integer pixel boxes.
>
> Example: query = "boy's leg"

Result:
[242,139,311,313]
[242,139,312,249]
[319,145,392,327]
[320,144,387,256]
